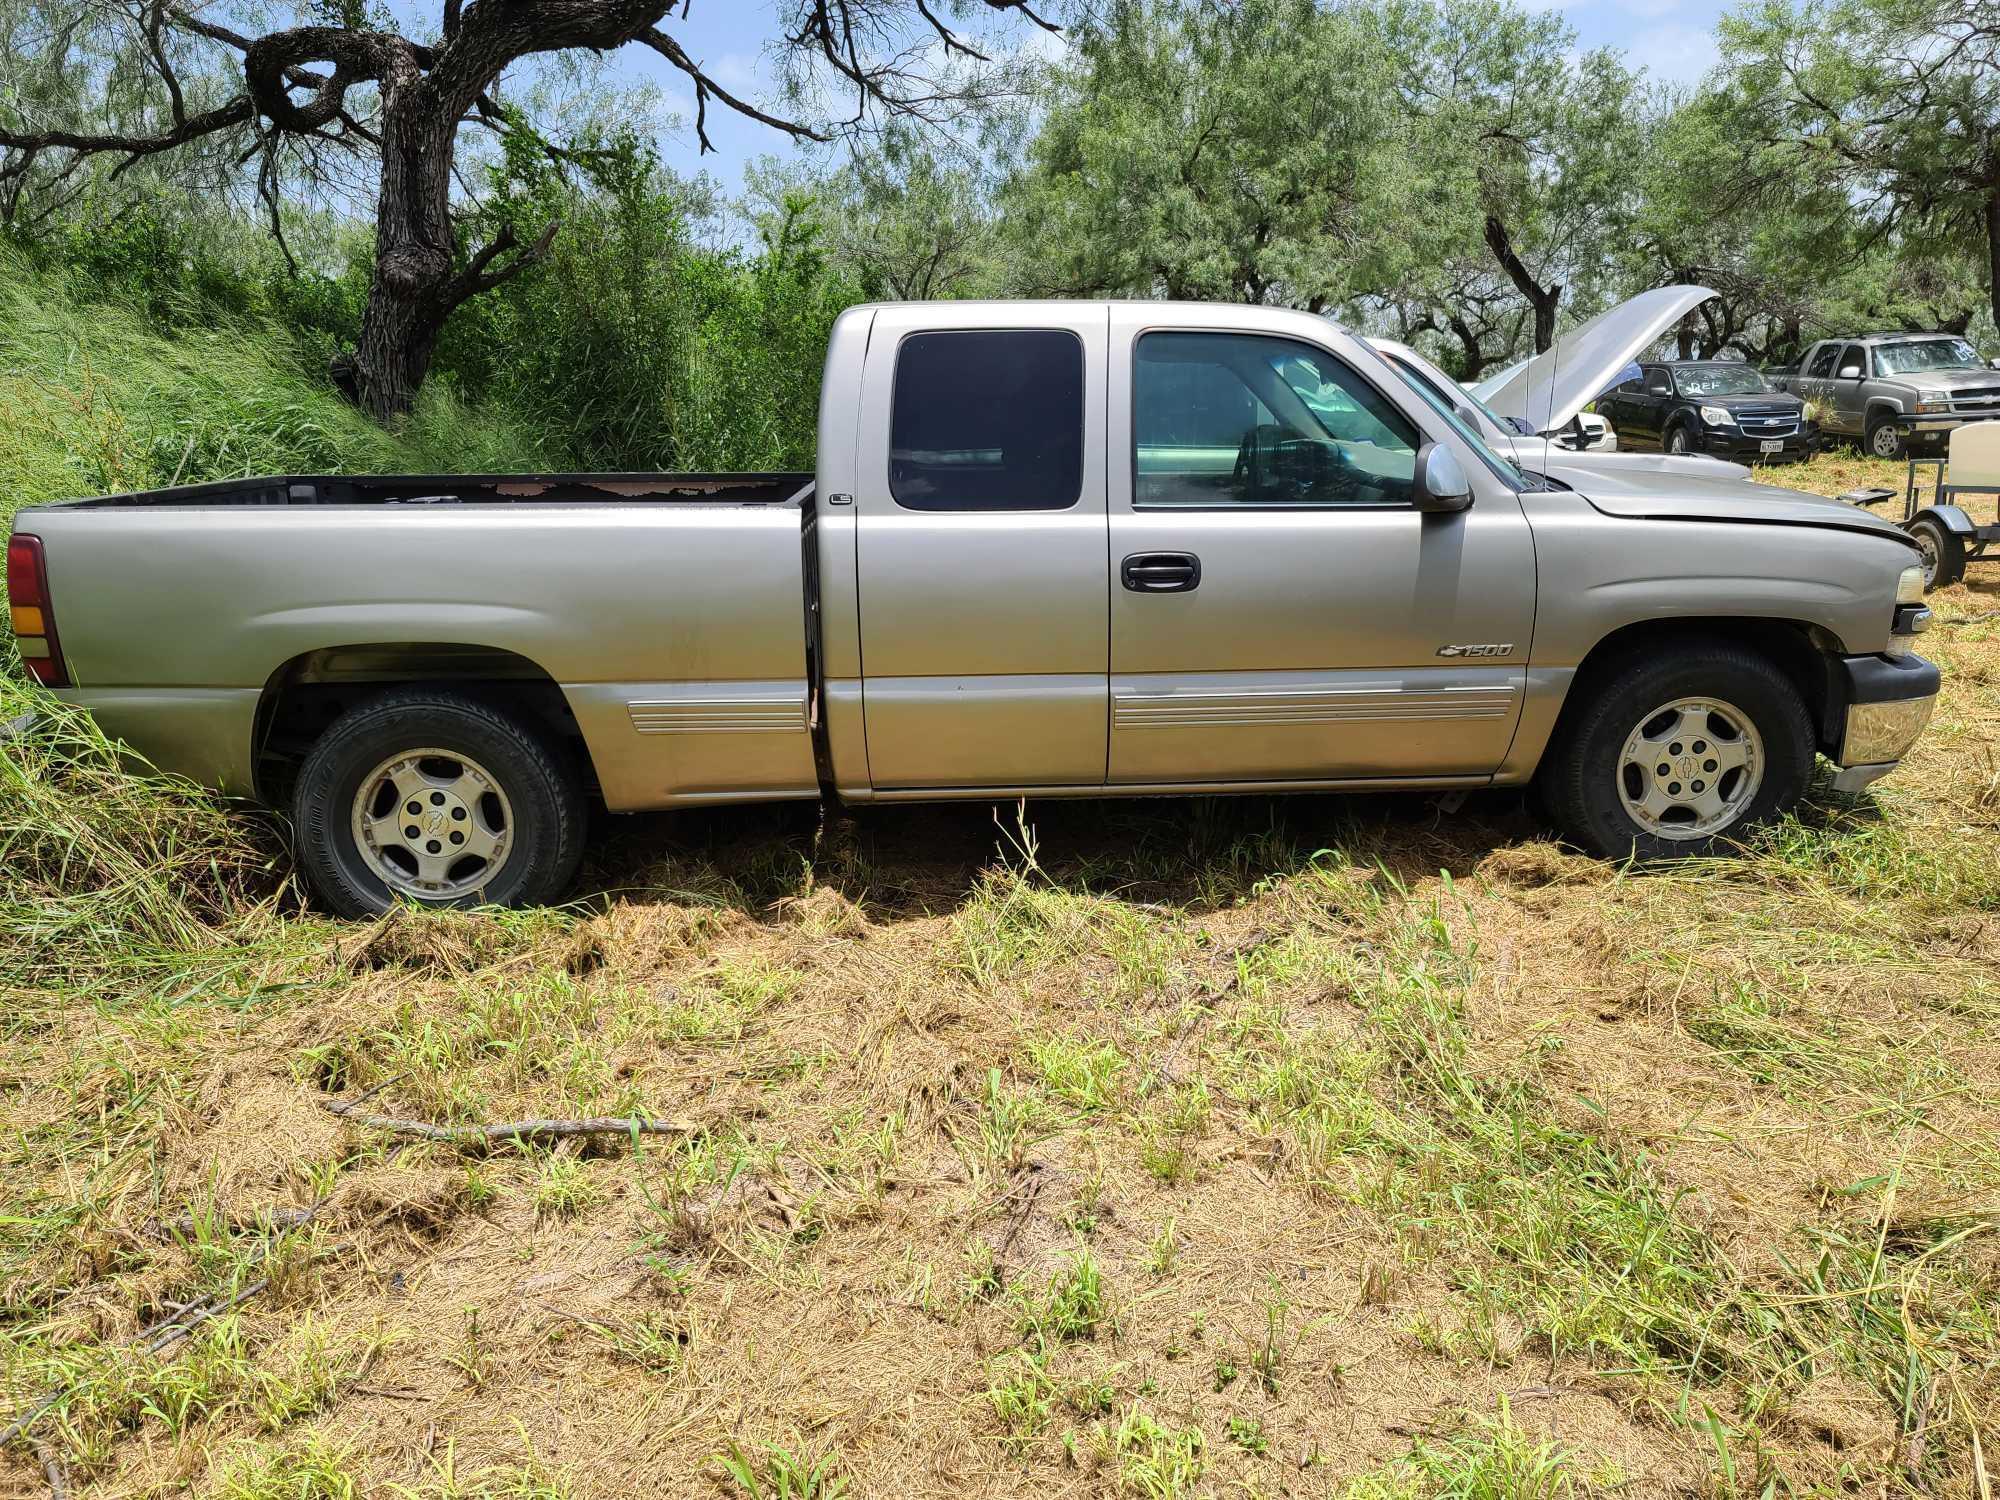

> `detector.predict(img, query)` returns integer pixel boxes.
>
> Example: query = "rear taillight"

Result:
[7,534,68,687]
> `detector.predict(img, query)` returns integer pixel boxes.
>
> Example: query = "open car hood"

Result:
[1473,285,1719,434]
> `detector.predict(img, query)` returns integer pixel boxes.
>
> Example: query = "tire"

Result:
[1867,415,1907,460]
[1665,424,1692,455]
[291,688,585,917]
[1541,643,1815,861]
[1908,515,1965,590]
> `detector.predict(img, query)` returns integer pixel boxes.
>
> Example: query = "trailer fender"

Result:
[1908,504,1976,537]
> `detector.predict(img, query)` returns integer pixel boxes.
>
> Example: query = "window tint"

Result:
[1645,368,1673,395]
[1806,344,1840,378]
[1134,332,1419,507]
[889,330,1083,511]
[1838,344,1868,376]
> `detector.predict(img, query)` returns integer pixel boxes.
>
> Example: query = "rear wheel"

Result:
[1908,515,1965,590]
[1541,645,1815,860]
[292,689,584,916]
[1867,415,1907,460]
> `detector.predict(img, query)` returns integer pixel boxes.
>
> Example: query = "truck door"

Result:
[1106,309,1534,786]
[851,305,1110,789]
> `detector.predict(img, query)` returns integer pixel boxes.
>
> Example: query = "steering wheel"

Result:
[1233,424,1357,503]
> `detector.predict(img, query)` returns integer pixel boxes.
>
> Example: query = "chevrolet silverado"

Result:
[7,297,1940,914]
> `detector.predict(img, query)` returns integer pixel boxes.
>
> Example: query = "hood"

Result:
[1883,368,2000,393]
[1476,285,1719,434]
[1552,463,1916,547]
[1522,448,1754,482]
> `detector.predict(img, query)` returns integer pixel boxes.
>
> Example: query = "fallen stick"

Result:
[32,1436,66,1500]
[318,1095,694,1146]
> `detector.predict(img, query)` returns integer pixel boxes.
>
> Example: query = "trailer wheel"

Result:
[292,688,585,917]
[1541,644,1814,861]
[1908,515,1965,590]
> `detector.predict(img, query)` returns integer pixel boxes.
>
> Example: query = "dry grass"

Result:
[3,452,1997,1499]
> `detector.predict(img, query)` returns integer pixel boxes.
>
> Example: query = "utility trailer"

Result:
[1901,421,2000,589]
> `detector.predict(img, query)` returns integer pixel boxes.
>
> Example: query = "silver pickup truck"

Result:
[8,298,1939,915]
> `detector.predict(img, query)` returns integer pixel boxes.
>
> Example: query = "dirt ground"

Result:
[2,451,1996,1500]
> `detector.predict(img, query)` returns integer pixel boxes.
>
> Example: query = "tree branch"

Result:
[637,29,827,152]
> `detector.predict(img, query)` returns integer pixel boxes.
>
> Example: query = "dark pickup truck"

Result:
[1596,361,1811,463]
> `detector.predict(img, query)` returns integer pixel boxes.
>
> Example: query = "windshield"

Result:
[1874,338,1983,375]
[1359,344,1528,489]
[1673,366,1772,397]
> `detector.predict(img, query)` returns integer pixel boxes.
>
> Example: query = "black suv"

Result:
[1597,360,1812,463]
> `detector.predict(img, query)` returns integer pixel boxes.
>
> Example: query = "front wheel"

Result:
[292,689,585,917]
[1908,515,1965,590]
[1665,425,1692,455]
[1867,416,1907,460]
[1540,646,1815,860]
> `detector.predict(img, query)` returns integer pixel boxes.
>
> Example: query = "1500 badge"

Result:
[1436,643,1515,658]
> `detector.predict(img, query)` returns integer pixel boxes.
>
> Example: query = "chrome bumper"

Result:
[1832,652,1939,779]
[1839,695,1936,766]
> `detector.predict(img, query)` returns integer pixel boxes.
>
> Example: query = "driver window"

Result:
[1839,344,1868,377]
[1645,369,1673,395]
[1133,331,1418,507]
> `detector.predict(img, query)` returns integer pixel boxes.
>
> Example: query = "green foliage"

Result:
[1006,0,1418,307]
[437,128,858,472]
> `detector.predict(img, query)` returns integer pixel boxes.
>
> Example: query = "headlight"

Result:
[1914,397,1949,414]
[1699,405,1737,426]
[1896,565,1925,604]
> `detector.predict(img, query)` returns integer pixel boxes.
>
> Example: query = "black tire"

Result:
[1908,515,1965,590]
[1540,643,1815,861]
[1866,415,1907,461]
[291,689,585,917]
[1665,423,1692,455]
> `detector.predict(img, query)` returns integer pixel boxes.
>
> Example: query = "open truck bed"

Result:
[55,471,813,508]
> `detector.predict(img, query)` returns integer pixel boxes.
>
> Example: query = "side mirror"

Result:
[1838,365,1862,379]
[1413,441,1473,513]
[1453,400,1482,427]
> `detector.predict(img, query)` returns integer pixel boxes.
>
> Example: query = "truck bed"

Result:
[18,473,821,809]
[53,471,814,509]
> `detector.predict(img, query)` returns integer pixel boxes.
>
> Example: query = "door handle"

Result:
[1121,552,1201,592]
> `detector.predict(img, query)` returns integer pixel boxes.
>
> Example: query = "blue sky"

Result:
[609,0,1740,200]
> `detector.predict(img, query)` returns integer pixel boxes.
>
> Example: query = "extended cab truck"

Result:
[8,299,1941,916]
[1774,333,2000,460]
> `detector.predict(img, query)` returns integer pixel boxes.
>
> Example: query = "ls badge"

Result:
[1435,643,1515,658]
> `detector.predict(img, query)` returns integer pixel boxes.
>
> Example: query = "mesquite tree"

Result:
[0,0,1057,419]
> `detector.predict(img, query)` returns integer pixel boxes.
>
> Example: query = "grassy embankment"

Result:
[2,269,1996,1498]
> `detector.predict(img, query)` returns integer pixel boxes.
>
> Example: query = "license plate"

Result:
[1760,439,1784,454]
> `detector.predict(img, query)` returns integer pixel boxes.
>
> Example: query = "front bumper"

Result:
[1833,652,1939,771]
[1692,427,1812,462]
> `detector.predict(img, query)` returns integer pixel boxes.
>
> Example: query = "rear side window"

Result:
[889,330,1084,511]
[1806,344,1839,378]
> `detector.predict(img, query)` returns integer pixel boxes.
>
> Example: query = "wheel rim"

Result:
[1616,697,1764,841]
[1912,525,1940,587]
[1668,430,1685,453]
[1872,425,1899,457]
[350,748,513,899]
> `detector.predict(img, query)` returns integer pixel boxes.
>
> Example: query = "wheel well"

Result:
[1863,400,1903,428]
[254,642,586,805]
[1559,618,1846,757]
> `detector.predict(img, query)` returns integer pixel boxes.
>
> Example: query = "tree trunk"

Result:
[334,84,460,421]
[1482,214,1559,353]
[1985,182,2000,343]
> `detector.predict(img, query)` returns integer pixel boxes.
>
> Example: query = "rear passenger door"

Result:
[851,306,1111,790]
